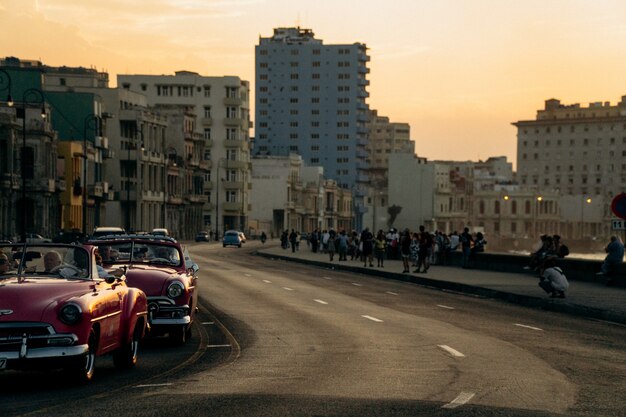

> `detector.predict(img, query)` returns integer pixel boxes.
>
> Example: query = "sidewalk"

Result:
[255,244,626,326]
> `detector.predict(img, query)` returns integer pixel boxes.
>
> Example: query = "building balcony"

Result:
[224,117,245,127]
[199,160,210,170]
[223,160,248,170]
[358,52,370,62]
[103,148,115,159]
[224,139,246,149]
[222,201,242,212]
[223,97,243,106]
[201,117,212,126]
[356,173,370,183]
[186,194,208,204]
[222,180,244,190]
[358,78,370,86]
[168,196,184,205]
[358,66,370,74]
[359,89,370,98]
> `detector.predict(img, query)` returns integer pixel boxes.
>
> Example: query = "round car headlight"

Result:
[59,303,82,325]
[167,282,184,299]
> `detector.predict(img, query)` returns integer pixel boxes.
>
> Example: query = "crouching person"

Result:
[538,256,569,298]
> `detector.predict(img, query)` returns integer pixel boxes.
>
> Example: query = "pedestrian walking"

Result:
[415,225,433,273]
[337,230,349,261]
[360,228,374,267]
[327,229,337,261]
[460,227,473,268]
[400,228,412,273]
[289,229,298,253]
[374,230,387,267]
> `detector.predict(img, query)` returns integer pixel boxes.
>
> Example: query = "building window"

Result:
[204,106,211,118]
[204,128,211,140]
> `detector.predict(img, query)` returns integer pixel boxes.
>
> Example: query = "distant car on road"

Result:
[223,230,242,248]
[52,230,87,244]
[24,233,51,244]
[195,231,210,242]
[151,228,169,237]
[92,226,126,239]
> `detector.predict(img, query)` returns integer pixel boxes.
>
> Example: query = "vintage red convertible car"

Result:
[89,235,199,344]
[0,243,148,383]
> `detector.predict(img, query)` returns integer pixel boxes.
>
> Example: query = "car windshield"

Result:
[0,243,91,280]
[95,241,182,267]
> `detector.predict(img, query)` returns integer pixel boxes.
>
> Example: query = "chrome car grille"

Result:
[0,322,62,352]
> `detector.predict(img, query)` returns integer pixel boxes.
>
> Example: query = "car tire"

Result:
[223,244,226,248]
[68,328,97,384]
[169,326,187,345]
[113,323,140,369]
[238,243,241,248]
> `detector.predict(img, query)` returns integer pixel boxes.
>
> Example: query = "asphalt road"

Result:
[2,241,626,417]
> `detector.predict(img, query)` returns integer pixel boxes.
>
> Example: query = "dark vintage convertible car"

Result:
[0,243,149,383]
[88,235,199,344]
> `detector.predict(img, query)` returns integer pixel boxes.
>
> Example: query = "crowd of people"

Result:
[279,226,490,273]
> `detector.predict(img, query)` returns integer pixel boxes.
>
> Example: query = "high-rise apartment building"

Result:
[254,27,371,228]
[118,72,252,235]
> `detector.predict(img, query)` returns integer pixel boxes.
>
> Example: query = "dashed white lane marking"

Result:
[442,391,475,409]
[282,287,294,291]
[437,304,455,310]
[361,315,384,322]
[323,276,332,280]
[438,345,465,357]
[314,299,328,305]
[202,322,215,325]
[207,344,232,348]
[386,291,398,296]
[135,383,173,388]
[244,273,252,277]
[514,323,543,331]
[262,279,272,284]
[351,282,363,287]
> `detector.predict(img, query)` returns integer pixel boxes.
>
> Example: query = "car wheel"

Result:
[113,323,140,369]
[68,328,97,383]
[169,326,187,345]
[238,243,242,248]
[223,244,226,247]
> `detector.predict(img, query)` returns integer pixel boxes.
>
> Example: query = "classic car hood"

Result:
[0,277,93,322]
[122,266,178,296]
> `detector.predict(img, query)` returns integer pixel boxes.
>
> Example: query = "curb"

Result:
[255,250,626,326]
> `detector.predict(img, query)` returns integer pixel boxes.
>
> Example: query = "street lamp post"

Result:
[19,88,46,242]
[581,197,592,239]
[0,69,13,106]
[83,114,100,236]
[534,195,543,239]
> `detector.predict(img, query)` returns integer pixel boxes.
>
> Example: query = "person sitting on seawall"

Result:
[597,235,625,286]
[538,256,569,298]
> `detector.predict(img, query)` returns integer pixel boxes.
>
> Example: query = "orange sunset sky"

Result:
[3,0,626,168]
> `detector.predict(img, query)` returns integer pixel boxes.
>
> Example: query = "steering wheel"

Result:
[49,264,82,276]
[149,257,171,264]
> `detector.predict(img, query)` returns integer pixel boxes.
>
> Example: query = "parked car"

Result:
[24,233,51,244]
[195,231,210,242]
[223,230,242,248]
[89,235,199,344]
[151,228,169,237]
[0,243,148,383]
[92,226,126,239]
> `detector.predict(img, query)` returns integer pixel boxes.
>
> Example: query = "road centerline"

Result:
[514,323,543,331]
[438,344,465,357]
[314,299,328,305]
[442,391,475,408]
[361,315,383,322]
